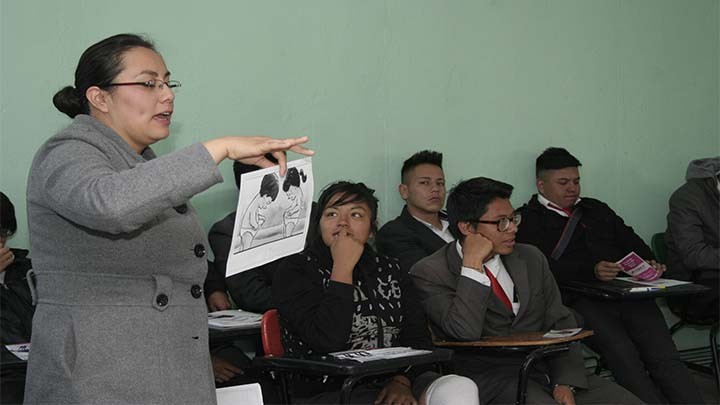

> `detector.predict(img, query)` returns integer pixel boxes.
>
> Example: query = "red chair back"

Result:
[261,309,285,357]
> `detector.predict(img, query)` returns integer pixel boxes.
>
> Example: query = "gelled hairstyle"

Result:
[53,33,156,118]
[259,173,280,201]
[401,150,443,184]
[446,177,513,241]
[316,181,379,235]
[535,147,582,179]
[283,167,307,192]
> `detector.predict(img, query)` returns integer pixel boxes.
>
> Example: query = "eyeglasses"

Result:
[105,79,181,91]
[470,212,522,232]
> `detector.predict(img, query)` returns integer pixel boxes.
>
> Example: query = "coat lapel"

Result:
[399,206,448,252]
[445,242,463,278]
[503,251,531,323]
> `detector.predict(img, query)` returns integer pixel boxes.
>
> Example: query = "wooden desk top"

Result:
[433,330,593,347]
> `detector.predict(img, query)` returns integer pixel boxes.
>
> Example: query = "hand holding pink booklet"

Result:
[616,252,660,281]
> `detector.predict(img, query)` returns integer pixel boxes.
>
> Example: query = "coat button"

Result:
[156,294,169,307]
[194,244,206,258]
[191,284,202,299]
[174,204,188,214]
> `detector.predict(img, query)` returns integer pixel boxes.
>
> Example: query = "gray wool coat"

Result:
[24,115,223,404]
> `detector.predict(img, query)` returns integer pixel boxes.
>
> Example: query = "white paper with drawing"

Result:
[226,157,314,277]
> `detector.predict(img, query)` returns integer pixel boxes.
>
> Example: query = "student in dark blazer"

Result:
[376,150,453,272]
[411,177,641,405]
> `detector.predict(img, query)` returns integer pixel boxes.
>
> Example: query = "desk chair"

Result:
[259,309,290,403]
[256,309,453,404]
[652,232,720,389]
[433,330,594,405]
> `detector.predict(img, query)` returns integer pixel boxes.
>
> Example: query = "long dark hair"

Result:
[53,33,156,118]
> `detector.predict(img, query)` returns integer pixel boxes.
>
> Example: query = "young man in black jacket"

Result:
[516,147,703,404]
[376,150,454,273]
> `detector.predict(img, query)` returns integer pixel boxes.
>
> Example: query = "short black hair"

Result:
[0,192,17,238]
[401,150,443,184]
[259,173,280,201]
[535,147,582,178]
[447,177,513,241]
[316,181,379,235]
[232,153,279,189]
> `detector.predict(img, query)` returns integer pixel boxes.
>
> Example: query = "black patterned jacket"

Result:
[273,237,433,356]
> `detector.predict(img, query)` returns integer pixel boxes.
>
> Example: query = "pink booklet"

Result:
[616,252,659,281]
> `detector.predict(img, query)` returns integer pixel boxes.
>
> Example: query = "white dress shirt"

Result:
[537,193,581,218]
[457,241,519,315]
[413,215,455,243]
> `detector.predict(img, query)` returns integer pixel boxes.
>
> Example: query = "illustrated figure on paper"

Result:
[239,173,280,250]
[282,167,308,237]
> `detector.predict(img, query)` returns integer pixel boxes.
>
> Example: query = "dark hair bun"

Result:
[52,86,83,118]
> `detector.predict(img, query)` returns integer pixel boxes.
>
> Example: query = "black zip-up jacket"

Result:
[516,195,653,286]
[1,249,35,344]
[274,237,433,356]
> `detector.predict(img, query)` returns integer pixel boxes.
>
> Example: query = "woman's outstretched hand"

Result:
[203,136,314,176]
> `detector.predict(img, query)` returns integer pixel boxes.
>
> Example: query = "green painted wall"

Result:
[2,0,718,311]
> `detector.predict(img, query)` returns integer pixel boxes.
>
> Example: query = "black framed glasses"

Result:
[470,212,522,232]
[105,79,181,91]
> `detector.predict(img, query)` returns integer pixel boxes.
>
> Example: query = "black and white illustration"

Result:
[227,157,313,276]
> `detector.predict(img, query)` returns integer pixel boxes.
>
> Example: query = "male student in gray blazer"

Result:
[410,177,641,405]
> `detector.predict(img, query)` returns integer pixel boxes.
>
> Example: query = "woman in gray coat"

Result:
[24,33,312,404]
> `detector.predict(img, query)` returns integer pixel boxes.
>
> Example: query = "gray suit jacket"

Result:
[410,242,588,388]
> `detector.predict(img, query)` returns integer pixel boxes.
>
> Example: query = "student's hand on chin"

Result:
[463,232,494,268]
[0,246,14,273]
[330,230,364,270]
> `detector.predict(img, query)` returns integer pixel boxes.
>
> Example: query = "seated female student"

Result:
[1,192,35,405]
[273,181,477,405]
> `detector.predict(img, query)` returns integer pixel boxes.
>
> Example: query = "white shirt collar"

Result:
[456,241,518,313]
[537,193,581,218]
[414,215,455,243]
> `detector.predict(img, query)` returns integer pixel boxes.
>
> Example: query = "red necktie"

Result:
[548,202,573,217]
[484,266,512,311]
